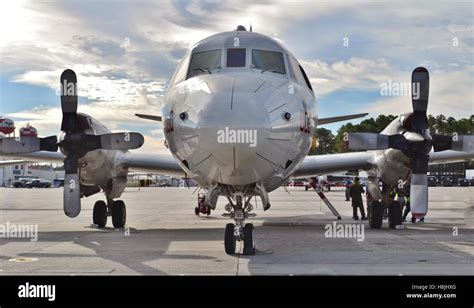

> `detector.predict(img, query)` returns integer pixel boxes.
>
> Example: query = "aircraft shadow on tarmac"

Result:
[0,218,472,275]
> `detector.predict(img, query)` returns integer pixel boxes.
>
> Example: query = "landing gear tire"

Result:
[369,200,384,229]
[243,223,255,255]
[388,201,402,229]
[224,223,236,255]
[93,200,107,228]
[112,200,126,228]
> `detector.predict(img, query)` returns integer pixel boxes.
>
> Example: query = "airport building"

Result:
[0,162,64,186]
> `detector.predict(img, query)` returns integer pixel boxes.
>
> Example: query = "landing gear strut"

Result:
[92,199,127,228]
[224,194,255,255]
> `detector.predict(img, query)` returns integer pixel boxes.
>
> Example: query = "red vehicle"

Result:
[195,193,211,216]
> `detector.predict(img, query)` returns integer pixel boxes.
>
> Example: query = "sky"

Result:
[0,0,473,154]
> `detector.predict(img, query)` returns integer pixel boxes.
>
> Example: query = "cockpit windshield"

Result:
[187,49,222,79]
[251,49,285,74]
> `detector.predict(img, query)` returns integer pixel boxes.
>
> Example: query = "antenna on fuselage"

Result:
[236,25,247,32]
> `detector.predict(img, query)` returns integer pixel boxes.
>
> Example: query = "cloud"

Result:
[1,0,473,142]
[302,57,397,95]
[367,67,474,119]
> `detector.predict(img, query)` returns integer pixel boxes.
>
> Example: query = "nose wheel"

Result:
[224,223,236,254]
[224,222,255,255]
[223,195,256,255]
[243,223,255,255]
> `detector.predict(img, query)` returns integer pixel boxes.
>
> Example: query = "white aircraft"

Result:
[1,26,473,255]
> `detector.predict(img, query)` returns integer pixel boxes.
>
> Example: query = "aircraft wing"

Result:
[1,151,65,165]
[294,151,377,177]
[1,150,184,176]
[0,159,35,167]
[3,148,471,179]
[428,150,474,164]
[294,150,474,178]
[118,151,183,176]
[318,113,369,125]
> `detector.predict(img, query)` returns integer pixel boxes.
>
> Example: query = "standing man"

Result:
[345,178,352,201]
[350,177,366,220]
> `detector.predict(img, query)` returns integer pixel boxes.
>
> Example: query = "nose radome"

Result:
[191,75,284,186]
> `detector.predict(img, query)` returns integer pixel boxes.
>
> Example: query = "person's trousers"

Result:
[353,204,366,219]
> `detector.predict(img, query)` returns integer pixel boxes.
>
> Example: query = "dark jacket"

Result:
[349,182,365,207]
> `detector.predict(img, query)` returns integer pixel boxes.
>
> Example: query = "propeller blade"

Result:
[432,135,452,152]
[409,155,429,218]
[63,155,81,217]
[39,135,59,152]
[451,135,474,152]
[411,67,429,131]
[60,69,78,133]
[64,173,81,218]
[0,137,40,153]
[432,135,474,152]
[98,132,145,150]
[80,133,145,152]
[347,133,407,150]
[0,136,58,154]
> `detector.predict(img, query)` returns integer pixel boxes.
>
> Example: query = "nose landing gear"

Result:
[224,194,256,255]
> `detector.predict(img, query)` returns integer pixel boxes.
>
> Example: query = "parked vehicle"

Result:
[53,179,64,187]
[457,178,470,187]
[12,178,30,188]
[25,179,52,188]
[441,176,455,187]
[427,176,438,187]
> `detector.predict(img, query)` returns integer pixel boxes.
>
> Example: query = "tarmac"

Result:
[0,186,472,275]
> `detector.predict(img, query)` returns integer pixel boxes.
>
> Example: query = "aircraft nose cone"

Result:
[168,73,302,188]
[196,75,272,185]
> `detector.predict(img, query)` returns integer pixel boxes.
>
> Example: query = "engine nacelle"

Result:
[59,113,127,188]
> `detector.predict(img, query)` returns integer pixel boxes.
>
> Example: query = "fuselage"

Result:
[162,30,317,194]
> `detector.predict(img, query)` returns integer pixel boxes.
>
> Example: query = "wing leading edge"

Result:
[295,150,474,178]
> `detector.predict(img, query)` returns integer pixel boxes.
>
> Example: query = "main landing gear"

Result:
[224,194,256,255]
[92,198,126,228]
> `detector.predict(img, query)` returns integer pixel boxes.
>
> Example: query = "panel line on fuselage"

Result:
[256,152,279,168]
[230,77,235,110]
[269,103,286,113]
[182,134,199,141]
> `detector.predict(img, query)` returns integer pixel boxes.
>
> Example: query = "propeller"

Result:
[346,67,474,218]
[1,69,145,218]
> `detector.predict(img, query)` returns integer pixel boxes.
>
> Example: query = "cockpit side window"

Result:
[171,54,190,86]
[227,48,246,67]
[251,49,285,74]
[287,54,313,91]
[299,65,313,91]
[187,49,222,79]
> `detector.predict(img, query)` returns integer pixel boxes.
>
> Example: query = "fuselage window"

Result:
[227,48,246,67]
[251,49,286,74]
[187,49,221,79]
